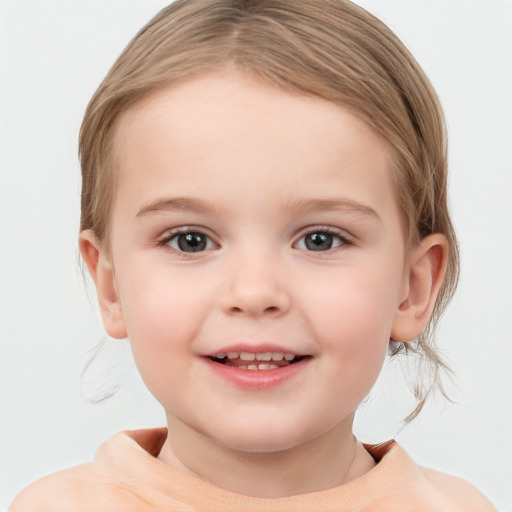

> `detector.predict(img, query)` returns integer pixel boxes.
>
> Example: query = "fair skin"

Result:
[80,70,447,498]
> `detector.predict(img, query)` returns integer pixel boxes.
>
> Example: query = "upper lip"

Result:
[204,343,307,357]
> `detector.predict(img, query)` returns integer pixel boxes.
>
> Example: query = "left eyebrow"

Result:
[136,196,218,218]
[284,197,381,222]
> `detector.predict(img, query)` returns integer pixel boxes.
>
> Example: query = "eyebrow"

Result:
[136,196,380,221]
[284,197,381,221]
[136,197,217,217]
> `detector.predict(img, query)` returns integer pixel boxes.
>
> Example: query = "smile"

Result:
[204,352,310,390]
[209,351,304,370]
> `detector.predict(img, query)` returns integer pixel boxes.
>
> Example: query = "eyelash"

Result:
[294,226,353,252]
[157,227,218,257]
[157,226,353,256]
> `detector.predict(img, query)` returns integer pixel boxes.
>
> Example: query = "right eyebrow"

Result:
[136,197,217,218]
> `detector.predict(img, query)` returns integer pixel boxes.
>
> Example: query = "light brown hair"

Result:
[79,0,459,418]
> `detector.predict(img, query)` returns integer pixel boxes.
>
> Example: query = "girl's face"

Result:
[103,71,410,452]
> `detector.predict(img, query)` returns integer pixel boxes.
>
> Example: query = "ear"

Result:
[79,230,127,339]
[391,234,448,342]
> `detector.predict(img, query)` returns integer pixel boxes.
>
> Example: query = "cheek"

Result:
[306,282,394,414]
[118,267,211,364]
[302,268,399,364]
[117,269,215,406]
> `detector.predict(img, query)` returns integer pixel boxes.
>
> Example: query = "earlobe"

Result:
[79,230,127,339]
[391,234,448,342]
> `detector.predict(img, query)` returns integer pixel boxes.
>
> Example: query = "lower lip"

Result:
[203,357,310,390]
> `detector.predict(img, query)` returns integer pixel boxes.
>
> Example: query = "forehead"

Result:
[110,71,397,222]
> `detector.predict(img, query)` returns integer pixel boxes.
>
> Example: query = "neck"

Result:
[157,414,376,498]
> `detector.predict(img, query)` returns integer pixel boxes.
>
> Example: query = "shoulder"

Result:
[9,428,170,512]
[419,466,498,511]
[364,441,498,512]
[9,463,103,512]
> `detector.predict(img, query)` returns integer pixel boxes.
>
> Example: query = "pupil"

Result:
[178,233,206,252]
[305,232,333,251]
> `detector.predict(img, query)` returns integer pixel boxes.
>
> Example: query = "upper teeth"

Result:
[216,351,296,361]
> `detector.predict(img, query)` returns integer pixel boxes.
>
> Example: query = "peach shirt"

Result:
[10,428,497,511]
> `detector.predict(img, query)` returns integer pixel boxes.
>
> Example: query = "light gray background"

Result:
[1,1,511,510]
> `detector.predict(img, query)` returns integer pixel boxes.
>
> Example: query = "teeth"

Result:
[221,362,286,370]
[221,351,295,361]
[215,351,300,371]
[255,352,272,361]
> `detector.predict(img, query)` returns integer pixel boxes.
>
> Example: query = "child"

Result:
[9,0,499,510]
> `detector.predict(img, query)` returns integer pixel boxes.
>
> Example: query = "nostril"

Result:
[228,305,280,315]
[222,288,291,317]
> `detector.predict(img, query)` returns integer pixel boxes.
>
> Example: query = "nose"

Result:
[220,253,291,318]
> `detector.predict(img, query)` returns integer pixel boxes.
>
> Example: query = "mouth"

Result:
[207,351,306,370]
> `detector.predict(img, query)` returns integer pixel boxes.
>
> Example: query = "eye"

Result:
[295,230,348,252]
[165,230,216,253]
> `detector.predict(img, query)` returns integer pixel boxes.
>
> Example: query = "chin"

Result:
[210,421,320,454]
